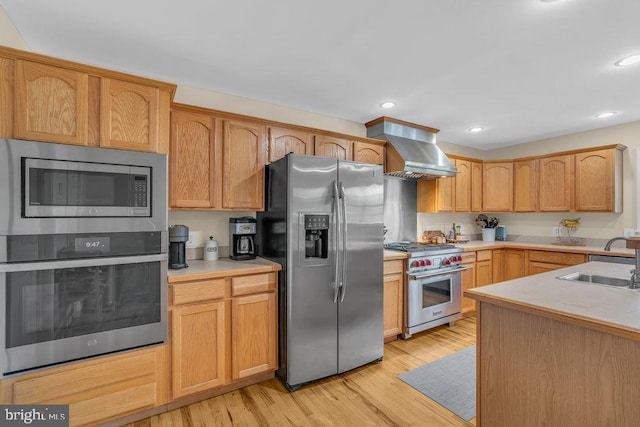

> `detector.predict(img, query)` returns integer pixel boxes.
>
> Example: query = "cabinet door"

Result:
[222,119,266,210]
[539,154,574,211]
[437,178,455,212]
[0,57,13,138]
[461,254,476,313]
[483,162,513,212]
[353,141,384,165]
[492,249,504,283]
[383,260,404,339]
[504,249,526,280]
[15,60,88,145]
[169,111,217,208]
[528,262,566,275]
[476,260,493,287]
[172,301,227,398]
[231,292,277,380]
[455,159,471,212]
[314,135,352,160]
[268,126,313,162]
[100,78,159,152]
[471,161,483,212]
[514,159,538,212]
[575,149,614,211]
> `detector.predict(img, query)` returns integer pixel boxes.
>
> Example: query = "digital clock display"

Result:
[74,236,110,253]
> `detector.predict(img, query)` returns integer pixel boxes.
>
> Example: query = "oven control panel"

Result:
[408,253,463,273]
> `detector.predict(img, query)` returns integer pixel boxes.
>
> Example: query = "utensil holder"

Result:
[482,228,496,242]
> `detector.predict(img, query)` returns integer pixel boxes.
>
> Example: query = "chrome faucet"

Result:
[604,237,640,289]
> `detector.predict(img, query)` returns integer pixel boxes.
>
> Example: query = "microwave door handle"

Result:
[339,182,347,303]
[0,254,167,273]
[332,180,340,304]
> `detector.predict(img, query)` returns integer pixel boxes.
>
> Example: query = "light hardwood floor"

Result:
[126,316,476,427]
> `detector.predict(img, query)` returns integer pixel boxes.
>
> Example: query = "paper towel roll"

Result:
[186,230,202,248]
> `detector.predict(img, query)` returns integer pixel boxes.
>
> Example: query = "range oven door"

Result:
[0,254,167,375]
[406,267,465,337]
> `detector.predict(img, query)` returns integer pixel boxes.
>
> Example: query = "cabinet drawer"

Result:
[528,250,586,266]
[173,279,226,305]
[461,252,476,264]
[477,250,492,262]
[384,260,404,275]
[232,273,276,296]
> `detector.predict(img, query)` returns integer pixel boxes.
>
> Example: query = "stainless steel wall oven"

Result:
[0,139,168,375]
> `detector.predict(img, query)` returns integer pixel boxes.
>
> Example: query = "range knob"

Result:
[425,259,432,266]
[419,260,427,267]
[443,259,451,266]
[412,260,420,268]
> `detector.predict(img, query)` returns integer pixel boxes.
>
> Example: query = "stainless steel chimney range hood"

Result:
[365,117,458,180]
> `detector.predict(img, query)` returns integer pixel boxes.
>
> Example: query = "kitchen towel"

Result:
[398,345,476,421]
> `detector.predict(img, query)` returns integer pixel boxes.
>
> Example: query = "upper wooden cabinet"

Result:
[417,178,454,212]
[455,159,472,212]
[1,47,175,153]
[222,119,266,210]
[483,162,513,212]
[575,148,623,212]
[471,161,483,212]
[268,126,314,162]
[169,110,217,208]
[100,78,161,152]
[314,135,352,160]
[353,141,384,165]
[514,159,538,212]
[539,154,574,212]
[14,60,89,145]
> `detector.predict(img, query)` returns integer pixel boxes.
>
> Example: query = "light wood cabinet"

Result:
[170,270,278,399]
[527,250,586,275]
[492,249,504,283]
[575,148,622,212]
[454,159,471,212]
[172,301,227,398]
[231,292,277,380]
[169,110,217,208]
[471,161,483,212]
[514,159,538,212]
[417,178,454,212]
[504,249,527,280]
[539,154,574,211]
[100,78,161,152]
[383,260,404,340]
[268,126,314,162]
[476,250,493,286]
[353,141,384,164]
[314,135,352,160]
[222,119,266,210]
[1,345,168,426]
[14,60,89,145]
[483,162,513,212]
[461,252,476,314]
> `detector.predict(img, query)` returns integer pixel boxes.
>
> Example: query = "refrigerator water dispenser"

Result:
[304,214,329,259]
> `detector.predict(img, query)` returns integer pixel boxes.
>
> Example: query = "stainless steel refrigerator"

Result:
[257,154,384,390]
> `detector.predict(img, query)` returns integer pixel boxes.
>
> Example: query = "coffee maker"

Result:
[168,224,189,269]
[229,217,256,260]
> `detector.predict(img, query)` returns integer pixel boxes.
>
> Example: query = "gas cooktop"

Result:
[385,241,456,253]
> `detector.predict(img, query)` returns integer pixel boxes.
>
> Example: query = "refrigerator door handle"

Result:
[339,182,347,303]
[333,180,341,304]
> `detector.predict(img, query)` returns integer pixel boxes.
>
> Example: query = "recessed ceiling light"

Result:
[380,101,397,109]
[595,112,616,118]
[468,127,484,133]
[615,54,640,67]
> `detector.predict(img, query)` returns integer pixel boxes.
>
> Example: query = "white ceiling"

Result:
[2,0,640,149]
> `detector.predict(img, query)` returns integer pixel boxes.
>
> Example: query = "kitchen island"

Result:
[466,261,640,426]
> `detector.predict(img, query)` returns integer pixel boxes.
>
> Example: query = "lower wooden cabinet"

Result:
[172,301,227,398]
[169,271,278,400]
[504,249,527,280]
[476,250,493,286]
[383,260,404,340]
[1,344,168,427]
[461,252,477,313]
[528,250,586,275]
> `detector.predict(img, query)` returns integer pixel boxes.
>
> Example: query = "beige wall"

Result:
[0,6,29,50]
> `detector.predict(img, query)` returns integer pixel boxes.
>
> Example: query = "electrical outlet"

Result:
[624,228,636,238]
[553,227,560,237]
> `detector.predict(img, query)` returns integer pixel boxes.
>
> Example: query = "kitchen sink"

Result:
[557,272,632,288]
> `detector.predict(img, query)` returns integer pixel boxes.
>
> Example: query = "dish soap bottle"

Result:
[449,223,456,241]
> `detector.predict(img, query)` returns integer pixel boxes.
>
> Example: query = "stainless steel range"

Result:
[386,242,465,338]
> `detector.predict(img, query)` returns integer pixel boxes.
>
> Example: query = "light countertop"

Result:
[168,257,281,283]
[466,261,640,340]
[456,239,635,257]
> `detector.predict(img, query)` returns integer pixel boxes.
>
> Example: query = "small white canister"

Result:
[204,236,219,261]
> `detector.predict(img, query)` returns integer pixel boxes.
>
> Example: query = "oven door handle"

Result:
[409,266,467,280]
[0,254,167,273]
